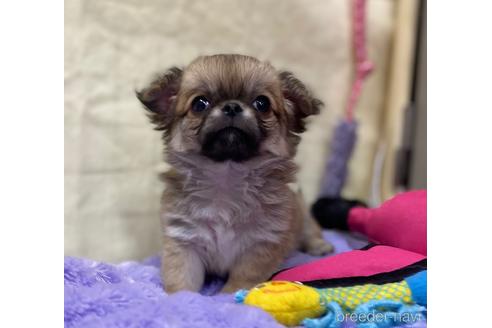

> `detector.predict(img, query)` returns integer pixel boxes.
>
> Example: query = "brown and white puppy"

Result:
[137,54,333,293]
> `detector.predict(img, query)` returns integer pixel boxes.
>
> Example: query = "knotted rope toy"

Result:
[319,0,374,197]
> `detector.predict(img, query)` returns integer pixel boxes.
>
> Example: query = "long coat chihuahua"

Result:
[137,54,333,293]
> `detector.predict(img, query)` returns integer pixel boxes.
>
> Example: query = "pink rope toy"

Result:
[319,0,374,197]
[346,0,374,122]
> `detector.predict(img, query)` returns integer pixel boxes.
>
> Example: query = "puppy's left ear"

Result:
[136,67,183,131]
[279,71,323,134]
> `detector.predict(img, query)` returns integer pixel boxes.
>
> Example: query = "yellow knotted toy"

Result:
[236,281,326,326]
[234,271,426,327]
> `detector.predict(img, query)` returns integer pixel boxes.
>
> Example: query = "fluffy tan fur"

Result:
[137,54,332,293]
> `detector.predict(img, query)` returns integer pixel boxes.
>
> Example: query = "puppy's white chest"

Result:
[200,221,243,271]
[166,186,259,272]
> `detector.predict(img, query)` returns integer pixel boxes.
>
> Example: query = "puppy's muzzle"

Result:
[200,102,260,162]
[202,127,258,162]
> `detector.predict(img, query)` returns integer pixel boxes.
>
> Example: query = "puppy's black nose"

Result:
[222,102,243,117]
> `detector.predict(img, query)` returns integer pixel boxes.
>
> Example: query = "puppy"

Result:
[137,54,333,293]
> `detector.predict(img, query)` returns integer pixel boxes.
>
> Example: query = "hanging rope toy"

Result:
[319,0,374,197]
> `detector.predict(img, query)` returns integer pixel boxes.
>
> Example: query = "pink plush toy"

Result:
[313,190,427,255]
[273,190,427,285]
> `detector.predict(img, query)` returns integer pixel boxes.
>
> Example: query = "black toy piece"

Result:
[311,197,366,230]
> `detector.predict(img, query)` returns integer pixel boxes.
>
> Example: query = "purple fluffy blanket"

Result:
[64,231,425,328]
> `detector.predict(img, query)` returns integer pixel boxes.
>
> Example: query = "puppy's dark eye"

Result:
[191,96,210,112]
[252,95,270,113]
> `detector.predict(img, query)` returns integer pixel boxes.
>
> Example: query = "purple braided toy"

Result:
[319,120,358,197]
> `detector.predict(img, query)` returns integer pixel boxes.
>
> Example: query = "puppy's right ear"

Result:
[136,67,183,131]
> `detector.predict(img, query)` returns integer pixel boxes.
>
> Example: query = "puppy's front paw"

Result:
[304,238,334,256]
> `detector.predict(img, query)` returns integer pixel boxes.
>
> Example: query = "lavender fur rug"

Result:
[65,231,425,328]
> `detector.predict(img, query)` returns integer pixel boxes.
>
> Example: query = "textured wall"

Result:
[65,0,395,262]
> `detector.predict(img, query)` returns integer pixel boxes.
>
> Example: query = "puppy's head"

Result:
[137,54,321,162]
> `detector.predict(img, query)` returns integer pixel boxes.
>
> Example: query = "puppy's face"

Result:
[137,55,321,161]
